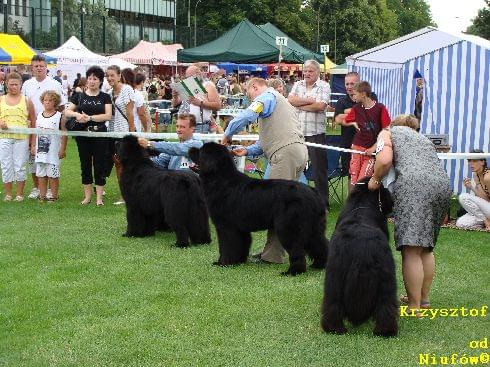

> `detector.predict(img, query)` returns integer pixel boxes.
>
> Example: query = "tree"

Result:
[466,0,490,40]
[387,0,435,36]
[188,0,313,49]
[8,18,30,43]
[312,0,399,63]
[50,0,121,53]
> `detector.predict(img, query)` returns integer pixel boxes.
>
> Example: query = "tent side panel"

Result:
[402,42,490,194]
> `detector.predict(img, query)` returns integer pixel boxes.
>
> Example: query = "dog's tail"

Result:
[344,263,379,325]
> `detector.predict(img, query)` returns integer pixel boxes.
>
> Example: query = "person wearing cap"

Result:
[456,149,490,230]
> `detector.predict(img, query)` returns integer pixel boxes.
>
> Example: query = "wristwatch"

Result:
[147,141,152,148]
[89,116,93,122]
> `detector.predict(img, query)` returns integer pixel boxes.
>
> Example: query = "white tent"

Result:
[45,36,107,65]
[45,36,108,84]
[346,27,490,193]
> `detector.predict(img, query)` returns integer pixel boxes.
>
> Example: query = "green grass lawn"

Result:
[0,141,488,367]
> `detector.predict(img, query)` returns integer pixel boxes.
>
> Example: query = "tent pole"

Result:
[278,44,282,78]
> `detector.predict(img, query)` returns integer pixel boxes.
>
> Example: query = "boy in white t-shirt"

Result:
[30,90,67,202]
[22,55,63,199]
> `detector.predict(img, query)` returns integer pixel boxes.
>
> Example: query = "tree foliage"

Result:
[466,0,490,40]
[50,0,120,52]
[186,0,435,63]
[387,0,435,36]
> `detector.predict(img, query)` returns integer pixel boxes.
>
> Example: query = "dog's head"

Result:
[349,176,394,216]
[116,135,149,166]
[188,142,236,177]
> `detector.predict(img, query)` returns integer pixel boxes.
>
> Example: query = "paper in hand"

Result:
[171,76,207,100]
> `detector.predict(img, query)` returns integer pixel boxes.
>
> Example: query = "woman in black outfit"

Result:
[65,66,112,206]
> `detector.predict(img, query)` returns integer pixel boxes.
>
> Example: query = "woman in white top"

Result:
[133,72,150,132]
[106,65,135,205]
[121,68,149,133]
[456,150,490,230]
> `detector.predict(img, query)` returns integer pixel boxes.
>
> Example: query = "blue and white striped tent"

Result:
[346,27,490,193]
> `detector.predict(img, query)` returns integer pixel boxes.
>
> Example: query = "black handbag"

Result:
[65,93,86,131]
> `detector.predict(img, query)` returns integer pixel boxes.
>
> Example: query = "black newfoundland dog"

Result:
[116,135,211,247]
[321,177,398,337]
[188,142,328,276]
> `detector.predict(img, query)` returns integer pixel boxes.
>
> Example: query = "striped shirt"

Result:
[290,79,330,136]
[109,84,134,132]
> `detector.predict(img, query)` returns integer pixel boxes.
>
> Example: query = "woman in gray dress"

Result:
[368,114,451,313]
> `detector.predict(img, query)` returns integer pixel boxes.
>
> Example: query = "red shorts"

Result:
[349,144,375,185]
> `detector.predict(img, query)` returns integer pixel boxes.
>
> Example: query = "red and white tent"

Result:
[111,40,183,65]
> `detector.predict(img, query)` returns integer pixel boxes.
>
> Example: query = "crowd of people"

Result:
[0,56,488,314]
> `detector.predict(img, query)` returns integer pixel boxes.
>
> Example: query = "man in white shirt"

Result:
[171,65,221,133]
[288,59,330,209]
[21,55,63,199]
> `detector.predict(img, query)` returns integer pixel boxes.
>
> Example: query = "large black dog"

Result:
[188,142,328,276]
[321,177,398,337]
[116,135,211,247]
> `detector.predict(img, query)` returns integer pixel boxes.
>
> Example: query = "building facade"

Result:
[0,0,177,51]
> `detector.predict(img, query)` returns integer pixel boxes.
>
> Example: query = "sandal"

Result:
[46,197,58,203]
[80,199,91,205]
[400,294,430,308]
[14,195,24,202]
[3,194,12,202]
[420,301,431,309]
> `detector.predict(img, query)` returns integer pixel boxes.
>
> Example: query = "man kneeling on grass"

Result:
[137,113,202,171]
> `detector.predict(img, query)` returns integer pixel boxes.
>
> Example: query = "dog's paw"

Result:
[174,242,190,248]
[373,329,398,338]
[212,261,233,267]
[282,265,306,276]
[310,262,325,270]
[281,269,303,276]
[373,324,398,338]
[322,324,347,335]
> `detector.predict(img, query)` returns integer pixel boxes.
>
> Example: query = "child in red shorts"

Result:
[344,81,390,185]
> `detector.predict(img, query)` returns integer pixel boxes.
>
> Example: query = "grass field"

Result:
[0,141,488,367]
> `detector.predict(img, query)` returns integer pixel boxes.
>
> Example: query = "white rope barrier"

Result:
[1,127,489,160]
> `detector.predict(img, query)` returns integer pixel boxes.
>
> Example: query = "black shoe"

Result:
[249,253,273,264]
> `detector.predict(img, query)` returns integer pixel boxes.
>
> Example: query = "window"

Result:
[15,0,19,15]
[22,0,26,16]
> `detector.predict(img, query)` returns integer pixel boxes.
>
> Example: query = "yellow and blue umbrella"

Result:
[0,33,57,64]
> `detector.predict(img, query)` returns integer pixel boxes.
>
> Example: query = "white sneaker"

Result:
[46,189,53,199]
[28,188,40,199]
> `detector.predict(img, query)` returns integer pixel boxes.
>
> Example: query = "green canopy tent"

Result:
[177,19,304,63]
[258,23,325,64]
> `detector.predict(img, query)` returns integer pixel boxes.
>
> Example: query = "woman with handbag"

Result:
[106,65,135,205]
[65,66,112,206]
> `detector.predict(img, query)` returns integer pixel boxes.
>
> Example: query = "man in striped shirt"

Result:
[288,60,331,208]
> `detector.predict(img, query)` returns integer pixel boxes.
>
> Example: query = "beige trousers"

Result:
[260,143,308,263]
